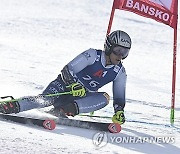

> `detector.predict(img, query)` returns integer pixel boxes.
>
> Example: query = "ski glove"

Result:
[67,82,86,97]
[112,110,125,125]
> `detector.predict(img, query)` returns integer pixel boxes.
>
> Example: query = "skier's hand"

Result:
[67,82,86,97]
[112,110,125,125]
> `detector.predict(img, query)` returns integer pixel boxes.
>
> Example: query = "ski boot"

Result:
[47,107,68,118]
[48,102,79,118]
[0,96,20,114]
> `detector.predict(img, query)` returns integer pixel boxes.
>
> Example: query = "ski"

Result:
[0,96,120,133]
[56,117,121,133]
[0,114,56,130]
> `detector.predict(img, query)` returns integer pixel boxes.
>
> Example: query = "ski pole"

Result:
[0,91,72,104]
[79,114,112,119]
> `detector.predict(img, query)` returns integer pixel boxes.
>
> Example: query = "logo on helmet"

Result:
[120,38,131,48]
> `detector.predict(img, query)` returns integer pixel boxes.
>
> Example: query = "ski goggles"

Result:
[112,46,130,59]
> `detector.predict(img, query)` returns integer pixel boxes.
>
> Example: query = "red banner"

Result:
[113,0,177,28]
[107,0,178,124]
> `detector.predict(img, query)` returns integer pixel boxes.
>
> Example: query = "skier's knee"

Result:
[74,92,110,113]
[102,92,110,105]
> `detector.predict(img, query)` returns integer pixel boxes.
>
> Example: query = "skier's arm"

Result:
[61,48,97,84]
[112,66,127,112]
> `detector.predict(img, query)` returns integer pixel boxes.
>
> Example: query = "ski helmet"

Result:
[104,30,132,59]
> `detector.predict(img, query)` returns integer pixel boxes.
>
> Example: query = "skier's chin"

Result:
[112,60,120,65]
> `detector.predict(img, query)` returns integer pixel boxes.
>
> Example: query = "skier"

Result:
[0,30,131,125]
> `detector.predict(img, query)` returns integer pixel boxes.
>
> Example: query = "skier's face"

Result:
[112,46,129,59]
[109,46,128,65]
[109,51,122,65]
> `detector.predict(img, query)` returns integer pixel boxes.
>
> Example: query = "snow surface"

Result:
[0,0,180,153]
